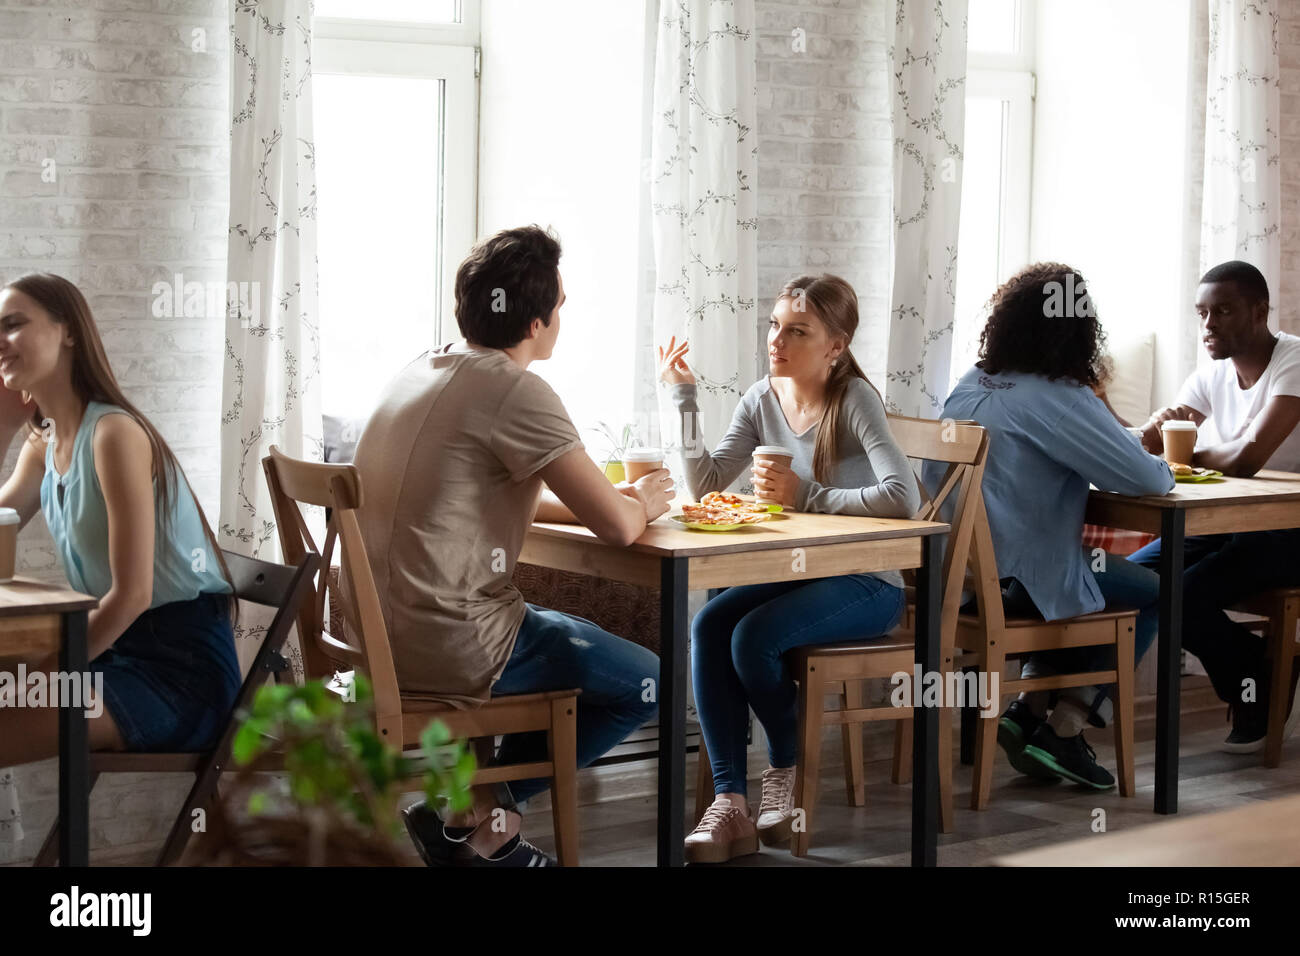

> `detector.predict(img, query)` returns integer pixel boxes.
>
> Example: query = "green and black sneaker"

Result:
[997,700,1060,781]
[1022,724,1115,790]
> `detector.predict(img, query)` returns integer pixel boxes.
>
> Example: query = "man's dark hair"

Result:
[1199,259,1269,306]
[455,225,562,348]
[977,262,1110,389]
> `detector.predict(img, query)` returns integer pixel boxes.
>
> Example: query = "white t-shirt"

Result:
[1176,332,1300,473]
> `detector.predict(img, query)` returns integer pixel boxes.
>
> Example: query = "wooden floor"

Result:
[515,706,1300,867]
[14,701,1298,866]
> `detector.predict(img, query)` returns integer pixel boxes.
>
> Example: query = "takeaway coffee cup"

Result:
[623,447,665,484]
[752,444,795,502]
[0,507,17,584]
[1162,420,1198,467]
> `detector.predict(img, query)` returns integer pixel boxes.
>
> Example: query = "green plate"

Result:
[1174,469,1224,483]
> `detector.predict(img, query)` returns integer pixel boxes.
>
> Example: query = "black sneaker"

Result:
[1022,724,1115,790]
[997,700,1059,781]
[1222,700,1268,754]
[461,833,558,867]
[401,802,466,867]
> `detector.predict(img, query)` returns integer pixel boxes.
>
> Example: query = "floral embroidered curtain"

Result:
[885,0,969,417]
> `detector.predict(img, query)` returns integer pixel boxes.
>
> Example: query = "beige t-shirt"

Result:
[350,346,583,707]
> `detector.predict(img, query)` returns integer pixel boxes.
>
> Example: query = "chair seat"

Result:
[959,606,1138,629]
[788,630,916,663]
[399,688,581,713]
[91,752,205,773]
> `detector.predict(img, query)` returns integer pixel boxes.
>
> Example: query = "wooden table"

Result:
[1086,469,1300,816]
[0,577,98,867]
[995,792,1300,866]
[522,509,949,867]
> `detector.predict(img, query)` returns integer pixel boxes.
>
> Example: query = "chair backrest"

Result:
[887,414,990,647]
[261,445,405,736]
[219,548,320,728]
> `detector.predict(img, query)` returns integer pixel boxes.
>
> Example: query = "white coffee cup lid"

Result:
[754,445,794,457]
[0,507,17,525]
[1161,420,1197,431]
[623,448,663,462]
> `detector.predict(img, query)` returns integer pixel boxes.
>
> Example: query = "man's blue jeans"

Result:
[492,604,659,802]
[1129,529,1300,706]
[691,574,905,798]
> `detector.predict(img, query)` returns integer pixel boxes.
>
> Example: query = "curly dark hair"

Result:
[977,262,1111,389]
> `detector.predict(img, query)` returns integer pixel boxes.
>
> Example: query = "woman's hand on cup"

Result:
[624,467,674,522]
[751,459,800,508]
[657,336,696,386]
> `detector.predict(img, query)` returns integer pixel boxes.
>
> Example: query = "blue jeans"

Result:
[1129,530,1300,705]
[691,574,905,798]
[1000,549,1160,726]
[491,604,659,802]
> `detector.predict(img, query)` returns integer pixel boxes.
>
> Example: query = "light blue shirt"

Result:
[41,401,232,605]
[925,367,1174,621]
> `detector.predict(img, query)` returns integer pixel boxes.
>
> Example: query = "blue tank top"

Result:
[40,401,232,605]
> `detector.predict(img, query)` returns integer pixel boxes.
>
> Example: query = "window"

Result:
[312,6,478,419]
[950,0,1034,386]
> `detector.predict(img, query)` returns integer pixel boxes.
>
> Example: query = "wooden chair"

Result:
[694,416,989,856]
[34,549,320,866]
[961,490,1137,809]
[1229,587,1299,767]
[262,445,582,865]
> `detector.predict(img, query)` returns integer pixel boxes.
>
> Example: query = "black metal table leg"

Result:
[912,532,944,867]
[59,609,90,867]
[1155,510,1185,814]
[657,558,689,866]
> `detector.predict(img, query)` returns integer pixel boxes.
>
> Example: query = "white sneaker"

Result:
[755,765,797,846]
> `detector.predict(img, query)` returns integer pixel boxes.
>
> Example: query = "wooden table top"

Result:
[1089,468,1300,509]
[528,507,949,559]
[0,576,97,618]
[995,792,1300,867]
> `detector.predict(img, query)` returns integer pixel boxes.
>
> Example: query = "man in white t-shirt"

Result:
[1129,261,1300,753]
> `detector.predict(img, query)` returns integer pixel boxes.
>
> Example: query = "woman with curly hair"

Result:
[931,263,1174,789]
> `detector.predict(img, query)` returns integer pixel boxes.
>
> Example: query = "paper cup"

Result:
[622,447,664,483]
[752,445,794,502]
[1161,420,1197,467]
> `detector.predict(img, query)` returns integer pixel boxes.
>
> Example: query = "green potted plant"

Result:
[183,673,475,866]
[588,420,639,483]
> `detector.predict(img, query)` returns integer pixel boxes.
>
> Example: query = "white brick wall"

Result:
[1280,4,1300,335]
[0,0,229,864]
[755,0,892,383]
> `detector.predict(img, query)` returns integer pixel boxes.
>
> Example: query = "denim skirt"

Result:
[94,591,241,752]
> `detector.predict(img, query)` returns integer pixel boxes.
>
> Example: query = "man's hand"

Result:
[620,468,674,522]
[1139,404,1204,457]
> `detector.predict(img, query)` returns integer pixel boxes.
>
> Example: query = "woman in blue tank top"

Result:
[0,273,239,765]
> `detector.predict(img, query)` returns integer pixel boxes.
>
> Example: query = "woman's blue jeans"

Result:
[691,574,905,798]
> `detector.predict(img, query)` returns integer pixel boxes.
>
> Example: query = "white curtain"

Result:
[885,0,968,418]
[220,0,320,676]
[1201,0,1281,333]
[650,0,758,472]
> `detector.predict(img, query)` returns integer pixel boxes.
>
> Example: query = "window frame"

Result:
[311,6,479,348]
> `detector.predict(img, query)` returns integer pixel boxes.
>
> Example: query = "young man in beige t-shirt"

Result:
[352,225,673,866]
